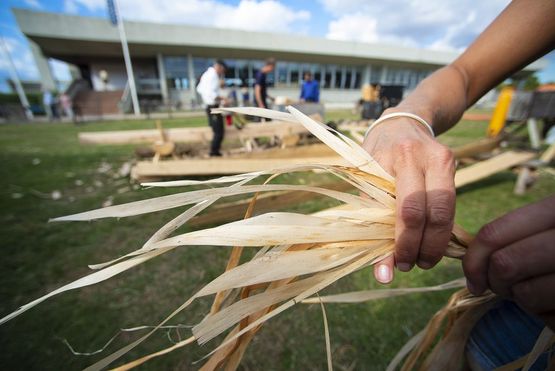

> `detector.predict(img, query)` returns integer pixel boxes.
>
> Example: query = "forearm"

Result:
[386,0,555,136]
[384,65,468,135]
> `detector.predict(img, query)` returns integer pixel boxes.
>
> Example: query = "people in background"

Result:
[299,72,320,103]
[240,84,250,106]
[254,58,275,109]
[42,89,54,121]
[59,93,74,121]
[219,80,237,127]
[196,60,228,157]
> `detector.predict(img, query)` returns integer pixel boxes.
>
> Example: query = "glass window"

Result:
[369,65,382,84]
[313,64,322,84]
[352,68,362,89]
[193,58,212,80]
[276,62,288,86]
[334,66,342,89]
[325,65,337,89]
[345,68,352,89]
[289,62,300,87]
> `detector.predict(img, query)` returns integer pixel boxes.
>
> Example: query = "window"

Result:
[276,62,288,86]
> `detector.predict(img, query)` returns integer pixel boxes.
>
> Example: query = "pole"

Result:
[113,0,140,115]
[0,36,33,120]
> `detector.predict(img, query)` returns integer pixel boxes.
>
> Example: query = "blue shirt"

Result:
[300,80,320,102]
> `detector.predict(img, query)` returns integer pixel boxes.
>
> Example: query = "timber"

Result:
[451,136,502,159]
[79,121,308,145]
[233,144,335,159]
[131,156,346,180]
[454,151,536,188]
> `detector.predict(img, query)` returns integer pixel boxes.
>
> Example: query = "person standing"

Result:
[59,93,74,122]
[254,58,275,109]
[299,72,320,103]
[42,89,53,121]
[196,60,227,157]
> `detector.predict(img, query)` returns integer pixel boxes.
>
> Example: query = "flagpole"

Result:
[112,0,140,116]
[0,36,33,120]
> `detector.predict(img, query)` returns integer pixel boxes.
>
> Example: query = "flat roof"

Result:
[13,8,547,71]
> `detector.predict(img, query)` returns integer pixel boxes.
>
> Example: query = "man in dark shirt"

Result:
[300,72,320,103]
[254,58,275,109]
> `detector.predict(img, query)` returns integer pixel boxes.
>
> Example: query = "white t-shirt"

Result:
[196,66,220,105]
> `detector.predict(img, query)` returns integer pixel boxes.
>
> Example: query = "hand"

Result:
[362,115,456,284]
[463,195,555,330]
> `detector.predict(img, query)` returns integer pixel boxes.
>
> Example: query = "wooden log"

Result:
[189,181,354,227]
[540,142,555,164]
[454,151,536,188]
[513,167,533,195]
[233,144,335,159]
[79,121,308,145]
[131,156,346,181]
[451,137,502,159]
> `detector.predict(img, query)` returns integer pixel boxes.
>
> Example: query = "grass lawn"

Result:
[0,110,553,370]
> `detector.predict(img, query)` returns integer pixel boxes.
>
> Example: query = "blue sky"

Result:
[1,0,554,93]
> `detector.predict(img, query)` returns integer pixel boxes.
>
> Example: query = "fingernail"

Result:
[467,281,483,296]
[418,260,433,269]
[397,263,411,272]
[377,264,392,283]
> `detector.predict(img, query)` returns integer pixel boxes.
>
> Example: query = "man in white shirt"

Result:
[197,60,227,156]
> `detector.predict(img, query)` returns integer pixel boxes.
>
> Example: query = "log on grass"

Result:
[79,121,308,145]
[451,136,502,159]
[131,156,346,180]
[454,150,535,188]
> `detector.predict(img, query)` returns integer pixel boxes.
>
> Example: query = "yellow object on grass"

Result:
[487,86,514,137]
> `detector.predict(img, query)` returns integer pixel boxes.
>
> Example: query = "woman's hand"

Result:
[362,115,456,284]
[463,195,555,330]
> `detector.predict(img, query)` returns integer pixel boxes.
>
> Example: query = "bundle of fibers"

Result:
[0,106,546,370]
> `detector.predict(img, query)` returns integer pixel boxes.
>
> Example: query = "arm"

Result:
[365,0,555,284]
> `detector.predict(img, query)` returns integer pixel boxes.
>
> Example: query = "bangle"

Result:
[364,112,435,139]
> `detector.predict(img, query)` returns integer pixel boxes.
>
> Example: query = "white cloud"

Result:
[327,13,379,43]
[63,0,310,34]
[49,59,72,82]
[0,37,38,81]
[320,0,510,50]
[23,0,43,9]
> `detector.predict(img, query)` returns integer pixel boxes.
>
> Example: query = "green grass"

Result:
[0,112,553,370]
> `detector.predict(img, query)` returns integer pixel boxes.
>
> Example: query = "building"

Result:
[14,8,547,114]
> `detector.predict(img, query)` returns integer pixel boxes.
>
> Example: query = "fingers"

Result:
[512,273,555,315]
[374,255,394,284]
[418,146,456,269]
[488,229,555,297]
[463,195,555,295]
[393,147,426,271]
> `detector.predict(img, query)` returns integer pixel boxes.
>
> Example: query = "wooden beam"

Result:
[451,137,502,159]
[540,142,555,164]
[79,121,308,145]
[233,144,335,159]
[189,181,353,227]
[454,151,536,188]
[131,156,346,181]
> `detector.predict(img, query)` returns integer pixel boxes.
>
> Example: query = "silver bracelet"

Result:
[364,112,435,139]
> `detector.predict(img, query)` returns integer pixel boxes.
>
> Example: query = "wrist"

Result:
[382,106,435,131]
[366,111,435,139]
